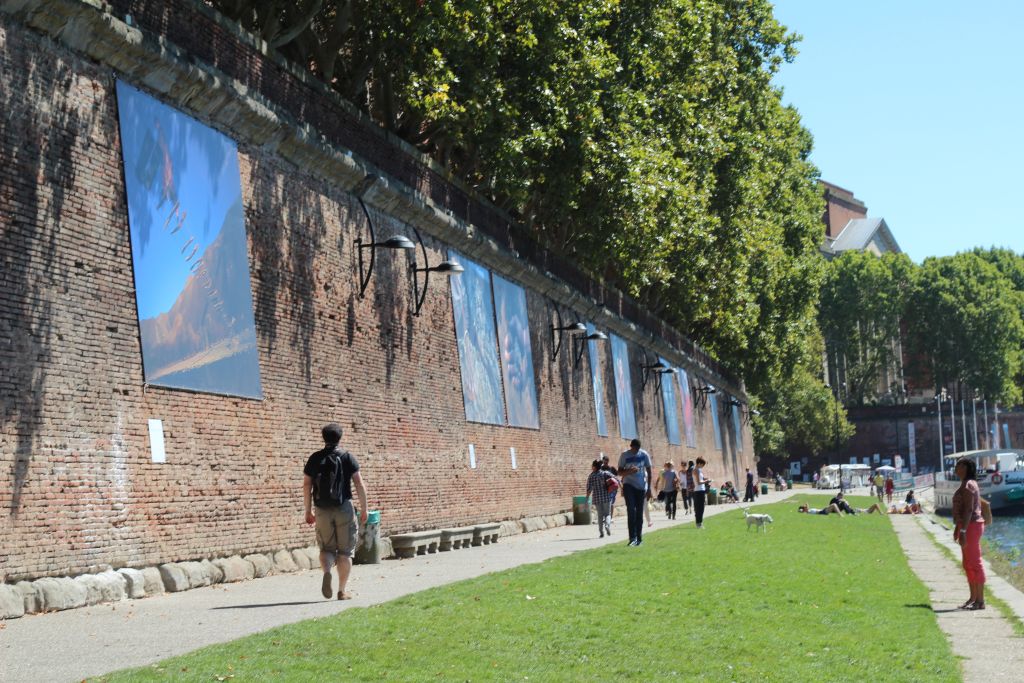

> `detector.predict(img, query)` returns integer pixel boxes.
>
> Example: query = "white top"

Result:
[695,467,708,492]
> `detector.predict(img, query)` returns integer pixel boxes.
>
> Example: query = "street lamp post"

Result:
[961,398,968,452]
[935,389,945,474]
[972,397,979,451]
[983,400,989,448]
[949,395,957,454]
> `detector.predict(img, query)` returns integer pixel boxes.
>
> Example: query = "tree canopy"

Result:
[209,0,842,454]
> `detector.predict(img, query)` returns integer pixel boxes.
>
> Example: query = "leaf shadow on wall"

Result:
[245,156,330,387]
[1,54,90,515]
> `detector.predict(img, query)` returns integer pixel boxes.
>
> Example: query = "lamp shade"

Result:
[380,235,415,250]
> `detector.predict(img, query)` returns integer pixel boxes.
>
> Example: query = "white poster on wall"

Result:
[468,444,477,469]
[148,419,166,463]
[510,446,517,470]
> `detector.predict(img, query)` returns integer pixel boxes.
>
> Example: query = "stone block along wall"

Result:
[0,1,753,582]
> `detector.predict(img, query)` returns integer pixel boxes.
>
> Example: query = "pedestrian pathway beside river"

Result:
[891,514,1024,682]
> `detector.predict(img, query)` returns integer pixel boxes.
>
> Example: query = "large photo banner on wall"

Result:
[709,387,723,450]
[492,274,539,429]
[610,334,637,440]
[586,323,608,437]
[731,399,743,452]
[449,252,505,425]
[677,368,696,448]
[660,358,681,445]
[116,81,262,399]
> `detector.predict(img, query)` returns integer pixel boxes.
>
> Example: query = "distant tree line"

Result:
[820,248,1024,410]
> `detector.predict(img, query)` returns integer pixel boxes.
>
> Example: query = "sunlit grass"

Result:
[97,496,958,682]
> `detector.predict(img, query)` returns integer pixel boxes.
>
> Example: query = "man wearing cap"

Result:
[303,423,368,600]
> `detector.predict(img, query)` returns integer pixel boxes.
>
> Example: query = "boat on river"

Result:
[934,449,1024,513]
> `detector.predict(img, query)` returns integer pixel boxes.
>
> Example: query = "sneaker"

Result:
[635,539,643,547]
[321,572,333,599]
[628,539,637,546]
[599,532,604,538]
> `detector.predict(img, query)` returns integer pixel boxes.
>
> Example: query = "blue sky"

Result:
[770,1,1023,263]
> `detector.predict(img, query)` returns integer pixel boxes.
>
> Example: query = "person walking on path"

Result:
[743,467,755,502]
[884,476,895,504]
[586,459,614,537]
[601,454,619,526]
[618,439,653,546]
[654,461,678,519]
[681,461,695,515]
[952,457,986,610]
[692,457,713,529]
[303,423,368,601]
[873,472,884,502]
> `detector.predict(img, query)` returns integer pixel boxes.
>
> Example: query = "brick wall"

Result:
[0,10,753,582]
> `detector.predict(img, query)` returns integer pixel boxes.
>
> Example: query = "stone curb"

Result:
[1,511,578,619]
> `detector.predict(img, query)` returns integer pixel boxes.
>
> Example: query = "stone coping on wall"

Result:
[0,511,583,619]
[0,0,746,399]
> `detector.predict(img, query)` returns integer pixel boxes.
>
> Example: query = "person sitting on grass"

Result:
[829,492,857,515]
[797,503,844,515]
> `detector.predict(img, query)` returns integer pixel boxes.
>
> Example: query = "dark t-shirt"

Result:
[303,447,359,506]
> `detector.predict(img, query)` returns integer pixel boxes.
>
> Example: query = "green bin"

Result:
[572,495,592,525]
[761,483,769,495]
[786,479,793,490]
[354,510,382,564]
[707,488,719,505]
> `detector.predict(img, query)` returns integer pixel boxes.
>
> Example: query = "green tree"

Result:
[818,251,915,406]
[906,253,1024,405]
[208,0,835,452]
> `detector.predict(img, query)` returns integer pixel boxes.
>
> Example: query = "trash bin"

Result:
[707,488,719,505]
[761,483,769,495]
[786,479,793,490]
[573,495,592,525]
[354,510,381,564]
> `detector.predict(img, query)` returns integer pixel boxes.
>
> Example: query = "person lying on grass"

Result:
[798,503,844,515]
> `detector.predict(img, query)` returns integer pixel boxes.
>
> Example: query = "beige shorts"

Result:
[314,500,357,558]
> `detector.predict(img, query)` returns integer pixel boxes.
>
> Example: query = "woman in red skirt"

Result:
[952,457,986,610]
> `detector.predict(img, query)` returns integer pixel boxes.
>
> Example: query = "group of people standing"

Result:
[586,440,717,546]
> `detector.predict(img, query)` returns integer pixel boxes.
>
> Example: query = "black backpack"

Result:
[314,448,347,508]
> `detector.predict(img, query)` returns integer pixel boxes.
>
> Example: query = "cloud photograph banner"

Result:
[677,368,697,448]
[610,334,637,440]
[492,274,539,429]
[586,323,608,437]
[116,81,262,399]
[449,252,505,425]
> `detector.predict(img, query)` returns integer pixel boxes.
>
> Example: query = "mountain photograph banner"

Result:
[116,81,262,399]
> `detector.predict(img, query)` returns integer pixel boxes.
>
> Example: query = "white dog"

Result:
[742,508,773,533]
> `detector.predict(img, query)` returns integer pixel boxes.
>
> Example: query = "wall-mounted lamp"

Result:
[572,329,608,368]
[693,382,717,409]
[407,226,464,316]
[744,407,761,425]
[354,174,415,297]
[550,308,587,362]
[726,397,742,407]
[640,357,670,391]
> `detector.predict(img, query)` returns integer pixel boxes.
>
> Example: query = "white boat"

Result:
[817,463,871,489]
[934,449,1024,513]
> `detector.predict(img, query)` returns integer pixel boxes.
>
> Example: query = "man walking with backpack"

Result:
[303,424,368,600]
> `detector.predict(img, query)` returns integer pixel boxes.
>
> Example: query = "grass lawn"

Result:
[97,496,958,682]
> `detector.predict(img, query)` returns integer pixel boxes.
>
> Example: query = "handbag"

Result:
[656,491,666,502]
[980,497,993,526]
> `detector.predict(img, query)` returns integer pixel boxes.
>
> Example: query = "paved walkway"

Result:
[2,489,796,682]
[891,513,1024,682]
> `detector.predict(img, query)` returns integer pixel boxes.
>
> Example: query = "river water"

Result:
[934,512,1024,564]
[984,516,1024,562]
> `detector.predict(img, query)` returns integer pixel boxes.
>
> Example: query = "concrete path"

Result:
[890,514,1024,682]
[1,489,795,682]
